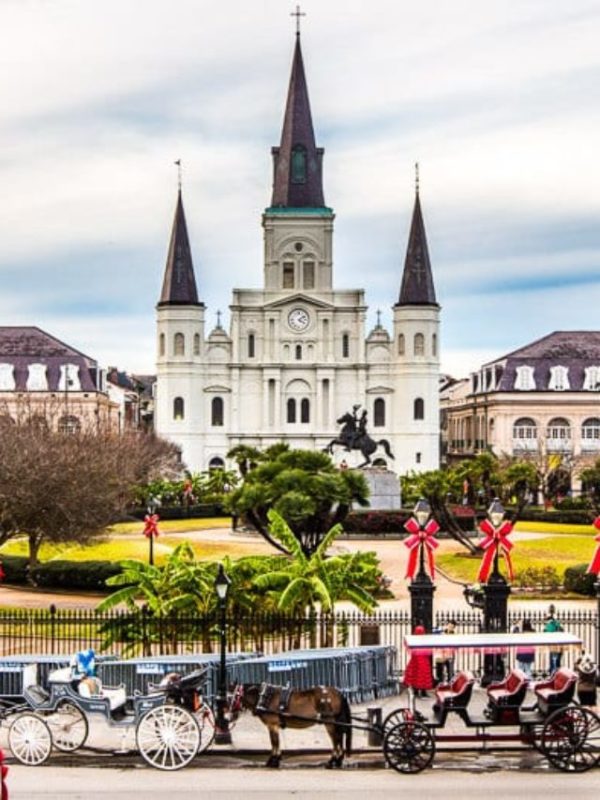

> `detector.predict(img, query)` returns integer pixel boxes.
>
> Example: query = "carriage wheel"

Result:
[383,721,435,774]
[45,702,89,752]
[520,722,544,754]
[195,704,216,754]
[136,705,200,770]
[540,706,600,772]
[382,708,420,734]
[8,713,52,766]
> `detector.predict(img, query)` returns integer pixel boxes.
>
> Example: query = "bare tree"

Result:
[0,417,180,574]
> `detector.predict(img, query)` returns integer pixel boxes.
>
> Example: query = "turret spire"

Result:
[397,175,437,307]
[270,30,325,208]
[158,189,202,307]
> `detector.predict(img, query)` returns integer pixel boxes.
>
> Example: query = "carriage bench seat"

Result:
[486,668,528,708]
[534,668,577,715]
[78,679,127,712]
[434,670,475,711]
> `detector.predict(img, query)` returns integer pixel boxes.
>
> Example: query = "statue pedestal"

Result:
[361,468,402,510]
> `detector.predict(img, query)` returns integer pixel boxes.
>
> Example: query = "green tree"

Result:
[226,448,369,556]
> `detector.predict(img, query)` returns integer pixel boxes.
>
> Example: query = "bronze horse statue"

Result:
[230,683,352,768]
[325,411,394,468]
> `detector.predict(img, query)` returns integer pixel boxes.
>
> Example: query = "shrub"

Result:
[0,555,29,584]
[563,564,598,596]
[0,556,122,591]
[513,507,592,526]
[514,565,561,590]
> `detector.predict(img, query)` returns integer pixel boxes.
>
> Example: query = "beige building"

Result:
[441,331,600,495]
[0,326,118,432]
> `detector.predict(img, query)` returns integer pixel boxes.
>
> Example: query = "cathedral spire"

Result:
[397,172,437,307]
[158,189,202,307]
[270,31,325,208]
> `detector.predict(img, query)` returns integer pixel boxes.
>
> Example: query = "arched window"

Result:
[301,398,310,423]
[432,333,437,357]
[173,397,184,420]
[547,417,571,440]
[287,398,296,423]
[58,415,81,435]
[582,418,600,441]
[398,334,405,355]
[414,398,424,420]
[374,398,385,427]
[414,333,425,356]
[159,333,165,357]
[193,333,200,355]
[342,333,349,358]
[211,397,224,426]
[295,344,302,360]
[209,457,225,470]
[248,333,255,358]
[283,262,294,289]
[291,144,307,184]
[174,333,185,356]
[303,261,315,289]
[513,417,537,440]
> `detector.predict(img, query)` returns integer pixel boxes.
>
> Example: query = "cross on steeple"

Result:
[174,159,182,191]
[216,310,222,328]
[376,309,382,328]
[290,4,306,36]
[415,161,420,196]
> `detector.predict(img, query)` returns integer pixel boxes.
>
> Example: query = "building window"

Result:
[173,397,184,420]
[248,333,255,358]
[583,366,600,391]
[283,262,294,289]
[159,333,165,357]
[514,365,535,390]
[398,334,405,356]
[59,364,80,391]
[547,417,571,440]
[26,363,47,391]
[342,333,349,358]
[295,344,302,360]
[303,261,315,290]
[416,452,422,464]
[209,457,225,469]
[513,417,537,440]
[432,333,437,357]
[287,398,296,423]
[301,398,310,423]
[414,397,424,420]
[582,418,600,441]
[374,398,385,427]
[549,365,570,391]
[211,397,224,426]
[193,333,200,355]
[174,333,185,356]
[291,144,307,183]
[58,415,81,435]
[414,333,425,356]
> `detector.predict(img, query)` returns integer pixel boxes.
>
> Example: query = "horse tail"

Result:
[378,439,395,460]
[338,693,352,756]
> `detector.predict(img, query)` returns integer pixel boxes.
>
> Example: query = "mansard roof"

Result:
[397,192,437,307]
[269,34,326,209]
[158,190,202,307]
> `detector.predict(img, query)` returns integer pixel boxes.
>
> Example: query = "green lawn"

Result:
[438,535,594,583]
[514,521,597,536]
[108,517,232,534]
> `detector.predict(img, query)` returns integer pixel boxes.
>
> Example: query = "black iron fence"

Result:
[0,606,597,678]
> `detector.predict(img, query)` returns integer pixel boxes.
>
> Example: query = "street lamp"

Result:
[144,496,161,566]
[214,563,232,745]
[405,498,437,632]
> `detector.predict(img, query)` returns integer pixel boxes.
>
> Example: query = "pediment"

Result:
[366,385,394,395]
[263,293,334,310]
[204,385,231,394]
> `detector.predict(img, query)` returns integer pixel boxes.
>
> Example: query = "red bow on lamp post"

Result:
[404,516,440,580]
[477,517,515,583]
[143,514,160,540]
[586,516,600,576]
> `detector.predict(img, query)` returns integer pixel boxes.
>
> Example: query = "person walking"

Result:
[404,625,434,698]
[515,619,535,678]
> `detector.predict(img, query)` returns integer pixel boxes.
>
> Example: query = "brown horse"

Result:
[230,683,352,768]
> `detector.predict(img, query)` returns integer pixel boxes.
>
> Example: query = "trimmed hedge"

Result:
[512,507,593,526]
[342,509,478,534]
[563,563,599,597]
[1,555,121,592]
[127,503,227,521]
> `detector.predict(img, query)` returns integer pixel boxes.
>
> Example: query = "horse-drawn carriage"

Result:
[0,658,215,770]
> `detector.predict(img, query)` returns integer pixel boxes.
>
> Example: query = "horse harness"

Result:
[256,683,335,728]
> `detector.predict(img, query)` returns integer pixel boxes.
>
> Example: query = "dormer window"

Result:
[0,363,16,391]
[583,366,600,391]
[514,365,535,391]
[548,365,570,391]
[26,363,47,391]
[58,364,81,391]
[291,145,307,184]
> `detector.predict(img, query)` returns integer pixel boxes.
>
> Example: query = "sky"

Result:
[2,0,600,378]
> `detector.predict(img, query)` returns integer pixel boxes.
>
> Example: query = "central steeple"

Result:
[270,32,325,208]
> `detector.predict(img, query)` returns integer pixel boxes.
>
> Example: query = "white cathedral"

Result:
[155,31,440,476]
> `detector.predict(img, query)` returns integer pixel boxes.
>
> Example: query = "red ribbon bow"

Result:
[404,517,440,579]
[143,514,160,539]
[586,517,600,576]
[477,518,514,583]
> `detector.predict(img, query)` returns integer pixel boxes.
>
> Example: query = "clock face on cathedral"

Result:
[288,308,310,332]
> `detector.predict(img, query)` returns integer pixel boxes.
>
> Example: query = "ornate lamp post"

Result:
[405,498,439,632]
[143,497,161,566]
[479,498,513,684]
[214,563,232,745]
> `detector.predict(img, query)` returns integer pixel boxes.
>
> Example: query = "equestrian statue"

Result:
[325,404,394,469]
